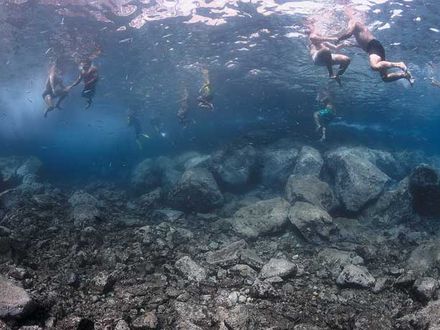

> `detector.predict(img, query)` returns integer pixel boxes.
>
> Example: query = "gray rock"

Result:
[206,240,263,269]
[175,256,207,283]
[0,277,34,318]
[259,258,297,279]
[413,277,439,302]
[409,165,440,217]
[184,154,211,170]
[372,277,393,293]
[407,241,440,276]
[176,321,203,330]
[336,264,375,288]
[231,198,290,239]
[89,272,115,294]
[136,188,162,211]
[397,299,440,329]
[395,270,417,288]
[216,305,251,330]
[131,159,161,192]
[211,145,258,189]
[317,248,364,276]
[288,202,335,244]
[132,311,158,329]
[230,264,258,279]
[0,157,21,186]
[68,191,101,227]
[168,167,223,213]
[292,146,323,177]
[114,320,130,330]
[261,146,298,188]
[326,147,391,212]
[250,279,276,298]
[285,174,337,212]
[294,325,325,330]
[362,177,417,226]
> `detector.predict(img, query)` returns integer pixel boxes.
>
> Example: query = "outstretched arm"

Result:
[67,74,83,89]
[310,34,338,44]
[337,20,357,41]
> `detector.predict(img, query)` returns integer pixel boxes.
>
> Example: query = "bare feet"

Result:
[330,75,342,86]
[404,70,415,86]
[44,106,54,118]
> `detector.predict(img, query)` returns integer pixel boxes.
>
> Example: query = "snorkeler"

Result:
[337,8,414,85]
[128,108,150,150]
[307,19,352,86]
[314,95,336,142]
[198,69,214,111]
[68,59,99,109]
[177,84,189,127]
[42,61,69,117]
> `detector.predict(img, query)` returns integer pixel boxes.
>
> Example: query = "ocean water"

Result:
[2,0,440,329]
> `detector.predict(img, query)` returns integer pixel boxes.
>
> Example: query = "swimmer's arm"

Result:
[68,74,83,89]
[310,35,338,44]
[323,41,359,50]
[337,21,356,41]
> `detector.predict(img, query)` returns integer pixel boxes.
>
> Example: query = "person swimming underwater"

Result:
[198,69,214,111]
[68,58,99,109]
[314,94,336,142]
[42,60,69,117]
[127,108,150,150]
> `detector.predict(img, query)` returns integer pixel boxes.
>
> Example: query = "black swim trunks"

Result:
[367,39,385,60]
[313,49,332,66]
[82,86,96,99]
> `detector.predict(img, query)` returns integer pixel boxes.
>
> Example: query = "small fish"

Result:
[27,98,32,103]
[61,17,64,25]
[119,37,133,44]
[45,47,52,54]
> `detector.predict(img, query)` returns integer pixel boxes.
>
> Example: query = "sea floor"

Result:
[1,137,440,330]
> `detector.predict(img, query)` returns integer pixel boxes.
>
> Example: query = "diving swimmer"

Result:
[198,69,214,111]
[307,19,352,86]
[177,85,189,127]
[42,61,69,117]
[68,59,99,109]
[337,8,414,85]
[314,94,336,142]
[128,108,150,150]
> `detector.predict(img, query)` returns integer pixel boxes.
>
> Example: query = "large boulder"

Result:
[292,146,323,177]
[406,240,440,276]
[288,202,335,244]
[68,191,101,227]
[259,258,297,279]
[0,277,35,319]
[131,159,162,192]
[168,168,223,213]
[261,146,298,188]
[326,148,391,212]
[397,299,440,329]
[205,240,264,269]
[285,175,337,212]
[362,177,418,226]
[408,165,440,217]
[210,145,258,189]
[231,198,290,239]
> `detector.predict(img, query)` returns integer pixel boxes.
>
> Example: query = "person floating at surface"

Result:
[68,59,99,109]
[314,95,336,142]
[42,60,69,118]
[127,108,150,150]
[177,85,189,127]
[198,69,214,111]
[307,19,352,86]
[337,8,414,85]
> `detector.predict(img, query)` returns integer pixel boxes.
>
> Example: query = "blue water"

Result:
[1,0,440,182]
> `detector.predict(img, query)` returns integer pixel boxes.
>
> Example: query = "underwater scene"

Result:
[2,0,440,329]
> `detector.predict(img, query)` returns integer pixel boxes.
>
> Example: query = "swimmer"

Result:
[198,69,214,111]
[431,78,440,88]
[307,19,352,86]
[127,108,150,150]
[337,7,414,85]
[177,85,189,127]
[314,95,336,142]
[68,59,99,109]
[42,61,69,117]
